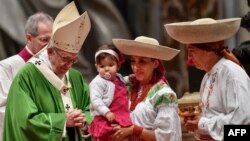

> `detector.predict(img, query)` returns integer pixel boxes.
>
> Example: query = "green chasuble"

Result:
[3,63,91,141]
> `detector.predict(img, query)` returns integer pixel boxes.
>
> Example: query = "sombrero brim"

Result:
[112,39,180,61]
[164,18,241,44]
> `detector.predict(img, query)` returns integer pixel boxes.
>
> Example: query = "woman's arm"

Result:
[139,127,156,141]
[112,125,156,141]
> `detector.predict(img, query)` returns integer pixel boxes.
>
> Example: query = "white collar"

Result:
[29,57,71,94]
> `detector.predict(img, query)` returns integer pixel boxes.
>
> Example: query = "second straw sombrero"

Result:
[164,18,241,44]
[112,36,180,61]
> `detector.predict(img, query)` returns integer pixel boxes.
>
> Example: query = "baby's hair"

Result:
[95,44,120,64]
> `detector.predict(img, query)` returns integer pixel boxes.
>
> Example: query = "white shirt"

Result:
[130,81,182,141]
[198,58,250,141]
[0,46,34,141]
[0,55,26,141]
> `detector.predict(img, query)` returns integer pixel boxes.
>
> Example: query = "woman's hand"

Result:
[111,125,133,141]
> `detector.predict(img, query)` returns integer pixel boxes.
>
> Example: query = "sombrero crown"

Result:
[112,36,180,61]
[164,18,241,44]
[51,1,91,53]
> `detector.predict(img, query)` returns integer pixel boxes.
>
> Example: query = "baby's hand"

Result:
[105,111,115,122]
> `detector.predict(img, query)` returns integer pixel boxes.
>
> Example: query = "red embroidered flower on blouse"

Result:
[169,93,175,101]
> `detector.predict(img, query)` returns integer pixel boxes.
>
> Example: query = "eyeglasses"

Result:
[53,48,78,64]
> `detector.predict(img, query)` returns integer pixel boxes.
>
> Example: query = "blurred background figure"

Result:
[232,40,250,76]
[232,5,250,77]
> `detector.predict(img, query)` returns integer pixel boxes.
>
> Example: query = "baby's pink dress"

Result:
[88,78,132,141]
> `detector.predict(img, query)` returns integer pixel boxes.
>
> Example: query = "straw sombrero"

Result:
[51,1,91,53]
[112,36,180,61]
[164,18,241,44]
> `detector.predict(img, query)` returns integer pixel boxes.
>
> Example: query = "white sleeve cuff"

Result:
[198,117,208,132]
[63,122,66,137]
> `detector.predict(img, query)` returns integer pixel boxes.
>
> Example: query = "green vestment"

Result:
[3,63,91,141]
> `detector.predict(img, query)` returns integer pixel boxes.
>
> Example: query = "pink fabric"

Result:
[18,47,33,62]
[88,78,132,141]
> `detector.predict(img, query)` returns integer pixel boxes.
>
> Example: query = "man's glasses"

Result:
[53,48,78,64]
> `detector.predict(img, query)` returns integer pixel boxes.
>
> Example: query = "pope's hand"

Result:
[66,109,85,127]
